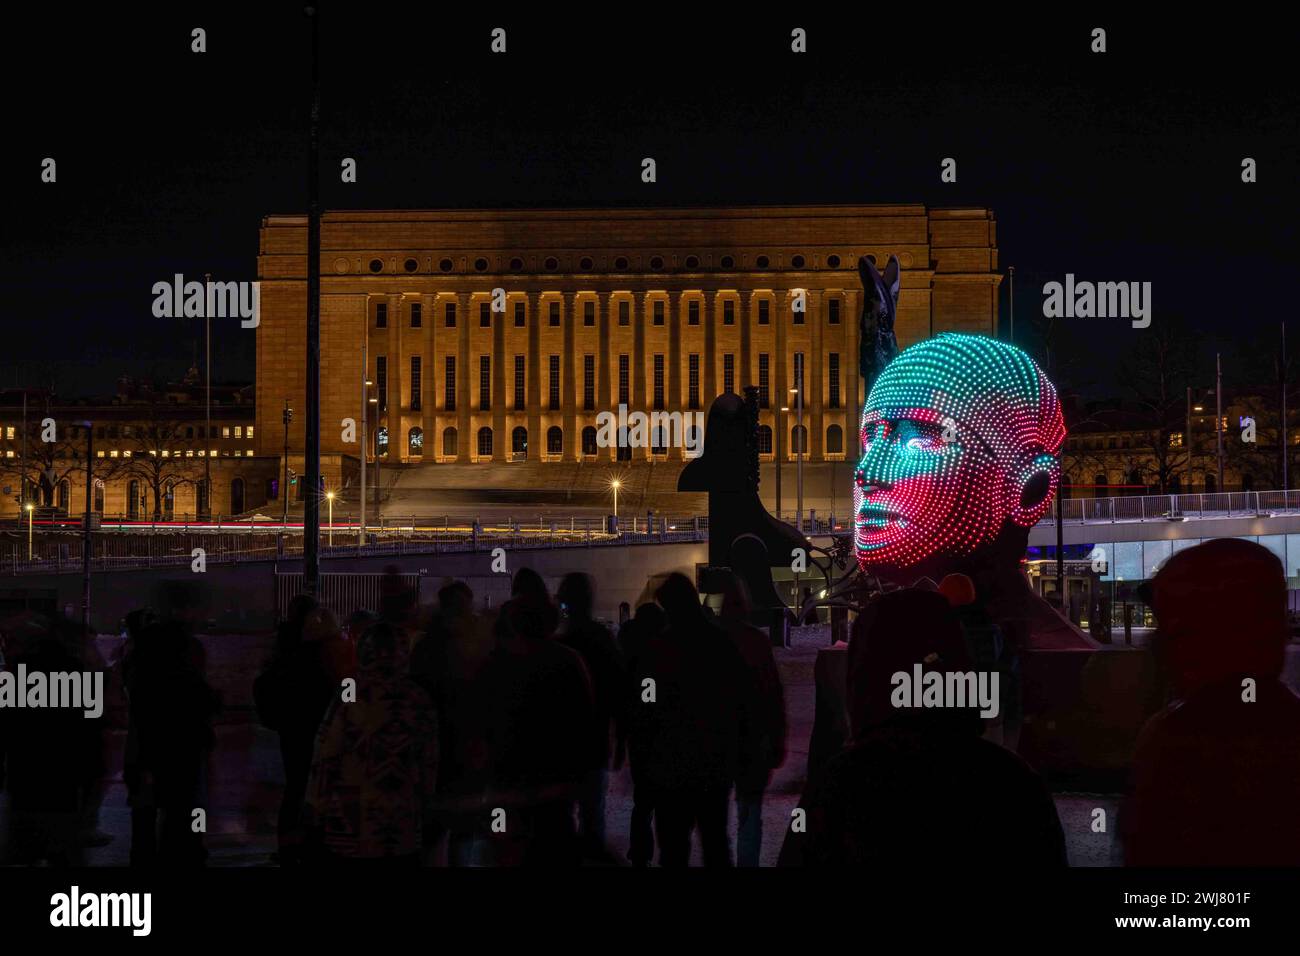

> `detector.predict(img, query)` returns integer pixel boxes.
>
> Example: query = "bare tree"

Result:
[1116,322,1197,493]
[115,396,205,520]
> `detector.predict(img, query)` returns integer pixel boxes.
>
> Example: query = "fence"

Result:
[1048,490,1300,524]
[275,572,422,622]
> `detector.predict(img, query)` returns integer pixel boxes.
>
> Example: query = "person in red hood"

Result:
[1122,538,1300,866]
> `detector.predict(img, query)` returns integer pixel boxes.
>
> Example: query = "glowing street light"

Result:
[610,478,621,521]
[326,489,335,546]
[25,502,34,560]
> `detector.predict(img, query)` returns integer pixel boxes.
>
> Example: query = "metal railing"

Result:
[1046,489,1300,525]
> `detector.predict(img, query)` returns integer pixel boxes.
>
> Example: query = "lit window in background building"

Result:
[246,449,254,456]
[222,426,231,438]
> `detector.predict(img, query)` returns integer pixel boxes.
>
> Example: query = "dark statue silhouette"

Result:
[858,254,901,394]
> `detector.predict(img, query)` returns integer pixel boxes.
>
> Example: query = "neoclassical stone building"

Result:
[255,205,1000,499]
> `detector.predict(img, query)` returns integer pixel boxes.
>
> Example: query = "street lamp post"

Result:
[204,272,212,520]
[326,490,334,547]
[26,502,34,561]
[796,354,804,534]
[359,349,368,546]
[777,405,789,519]
[282,401,292,529]
[610,479,620,523]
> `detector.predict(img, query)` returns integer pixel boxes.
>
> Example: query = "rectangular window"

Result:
[723,354,735,393]
[618,354,629,406]
[829,353,840,409]
[479,356,491,410]
[410,303,422,328]
[653,301,664,326]
[653,355,665,411]
[549,302,560,327]
[759,300,770,325]
[247,426,254,439]
[444,357,456,411]
[689,301,700,326]
[759,353,769,408]
[794,351,804,394]
[376,356,387,411]
[480,302,491,328]
[829,299,840,325]
[688,354,700,410]
[514,355,525,409]
[724,300,735,325]
[234,426,243,438]
[549,355,560,410]
[376,303,387,328]
[584,355,595,410]
[514,301,525,327]
[619,301,629,326]
[445,302,456,327]
[584,301,595,327]
[410,356,422,410]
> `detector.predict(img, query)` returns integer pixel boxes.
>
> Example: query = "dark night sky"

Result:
[3,9,1295,399]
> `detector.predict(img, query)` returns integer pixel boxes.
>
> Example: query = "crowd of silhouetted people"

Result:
[2,537,1299,867]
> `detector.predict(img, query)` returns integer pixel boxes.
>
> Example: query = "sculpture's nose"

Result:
[855,466,891,495]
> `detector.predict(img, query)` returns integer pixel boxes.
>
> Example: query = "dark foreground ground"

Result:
[0,626,1122,867]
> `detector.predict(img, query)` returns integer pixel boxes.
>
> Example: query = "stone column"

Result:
[740,290,754,390]
[492,292,507,462]
[633,294,647,460]
[668,290,683,460]
[527,293,541,460]
[703,291,717,401]
[562,292,577,461]
[456,292,471,463]
[808,289,824,460]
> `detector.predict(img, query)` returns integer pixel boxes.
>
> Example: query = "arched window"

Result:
[581,426,598,456]
[408,426,423,457]
[93,479,105,514]
[477,427,493,458]
[127,480,140,519]
[196,478,210,517]
[1241,473,1254,492]
[1128,469,1144,494]
[443,427,457,458]
[791,425,808,456]
[512,426,529,459]
[547,426,563,456]
[1169,475,1182,494]
[230,477,246,514]
[757,424,773,455]
[826,424,843,455]
[163,480,175,518]
[376,426,388,457]
[1093,473,1107,499]
[1204,474,1217,494]
[57,479,70,512]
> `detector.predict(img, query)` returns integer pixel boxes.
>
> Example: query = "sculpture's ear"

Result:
[858,255,880,293]
[883,255,901,303]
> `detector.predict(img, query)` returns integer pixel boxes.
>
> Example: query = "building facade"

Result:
[256,205,1001,496]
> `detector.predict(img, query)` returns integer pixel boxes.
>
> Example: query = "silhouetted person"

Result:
[939,572,1016,747]
[410,581,489,864]
[630,573,753,867]
[717,574,786,867]
[478,569,592,865]
[1122,539,1300,865]
[304,620,438,865]
[125,609,221,866]
[120,607,160,865]
[254,594,336,866]
[557,572,627,862]
[0,619,101,866]
[781,588,1066,867]
[618,601,666,866]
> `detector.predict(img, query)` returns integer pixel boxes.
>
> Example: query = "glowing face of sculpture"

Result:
[853,334,1066,569]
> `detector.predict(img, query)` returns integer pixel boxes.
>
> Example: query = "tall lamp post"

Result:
[25,502,34,561]
[282,400,292,529]
[369,395,380,519]
[358,346,368,546]
[326,489,335,547]
[203,272,212,520]
[776,405,789,519]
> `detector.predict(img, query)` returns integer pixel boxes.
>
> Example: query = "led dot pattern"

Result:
[853,333,1067,569]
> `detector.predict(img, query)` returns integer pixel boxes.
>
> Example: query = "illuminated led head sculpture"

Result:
[854,334,1066,570]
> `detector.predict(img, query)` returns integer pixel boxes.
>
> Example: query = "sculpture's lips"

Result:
[856,504,901,529]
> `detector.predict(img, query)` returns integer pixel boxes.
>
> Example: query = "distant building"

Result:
[0,375,276,520]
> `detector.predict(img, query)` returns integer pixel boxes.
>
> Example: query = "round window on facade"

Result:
[579,256,594,271]
[720,255,735,269]
[439,257,454,272]
[510,257,524,271]
[474,257,489,272]
[791,255,805,269]
[544,257,559,271]
[649,255,664,270]
[827,254,841,268]
[614,256,629,270]
[685,255,700,269]
[756,255,770,269]
[404,257,419,273]
[369,258,384,273]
